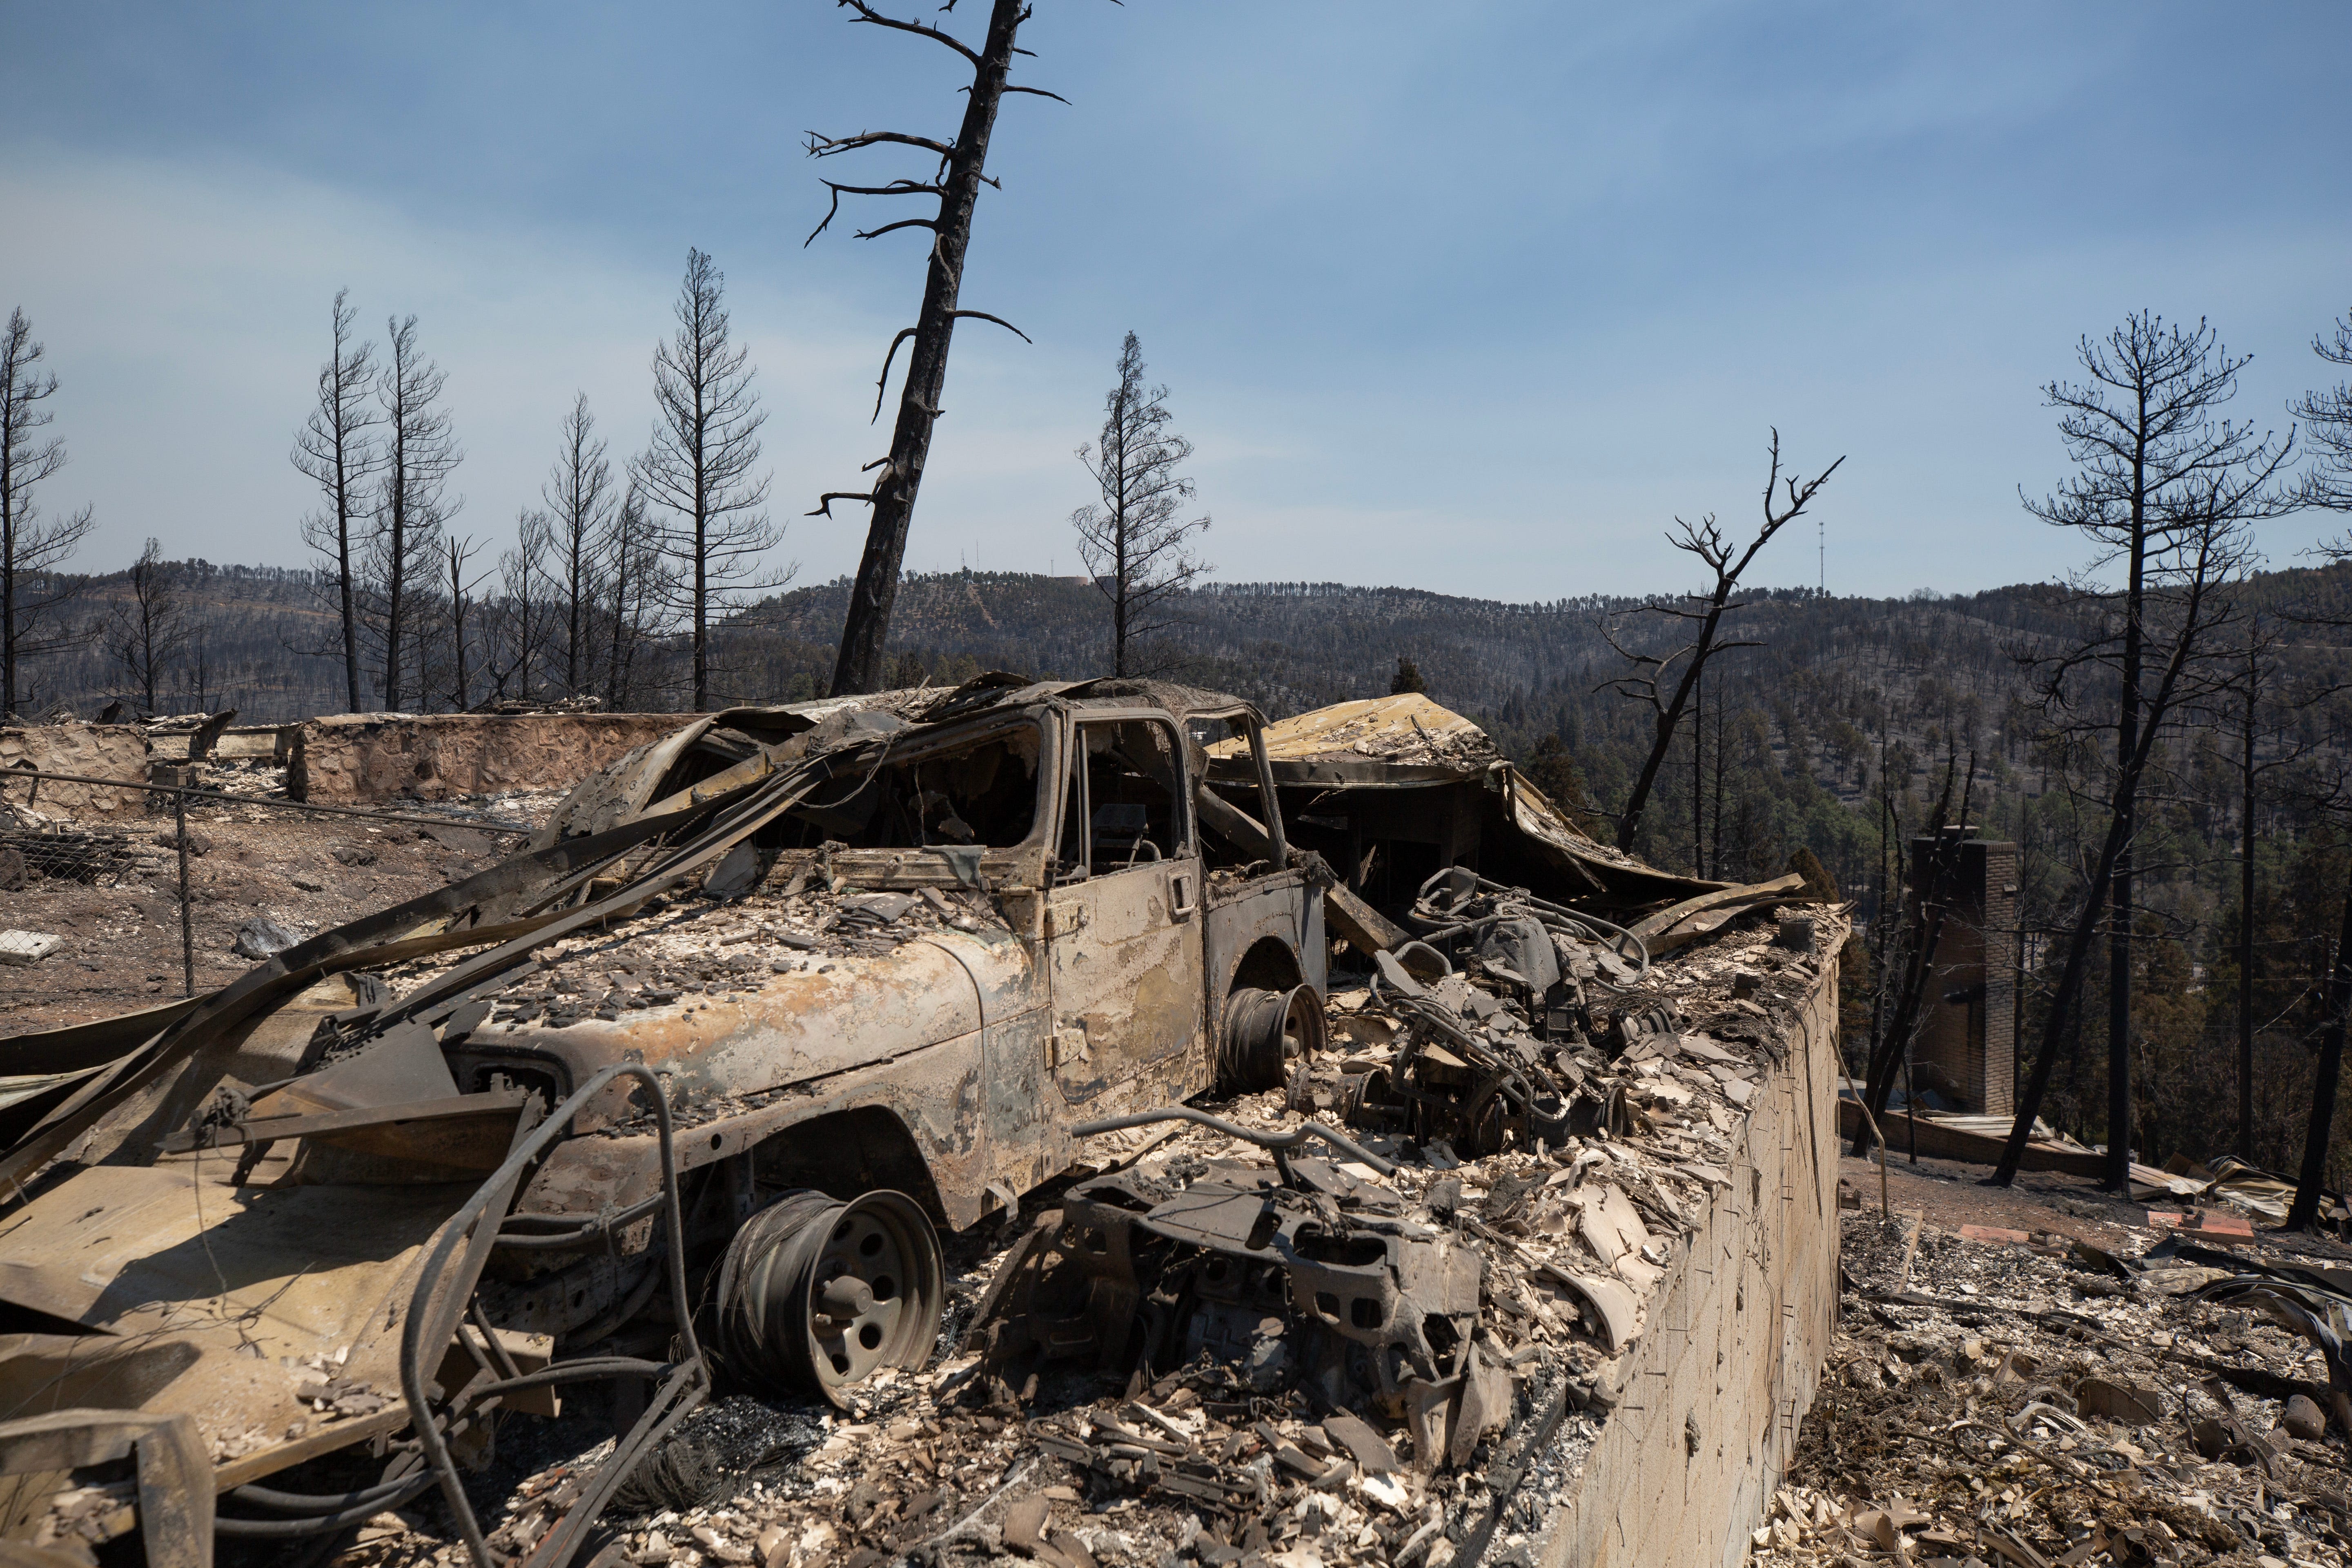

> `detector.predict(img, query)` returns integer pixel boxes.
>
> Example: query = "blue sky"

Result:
[3,1,2347,599]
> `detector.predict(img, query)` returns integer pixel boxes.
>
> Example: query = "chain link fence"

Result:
[2,766,533,994]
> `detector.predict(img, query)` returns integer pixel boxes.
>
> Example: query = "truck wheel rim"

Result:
[716,1187,943,1407]
[806,1193,938,1391]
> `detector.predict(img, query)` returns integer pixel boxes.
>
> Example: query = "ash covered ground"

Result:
[1746,1155,2352,1568]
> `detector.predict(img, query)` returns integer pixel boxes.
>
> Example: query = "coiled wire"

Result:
[1401,867,1650,988]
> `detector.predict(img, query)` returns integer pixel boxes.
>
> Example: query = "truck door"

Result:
[1046,715,1208,1109]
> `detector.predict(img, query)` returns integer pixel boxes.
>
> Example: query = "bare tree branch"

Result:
[1599,428,1842,855]
[809,492,880,518]
[834,0,984,69]
[806,129,958,161]
[805,178,950,246]
[852,215,945,242]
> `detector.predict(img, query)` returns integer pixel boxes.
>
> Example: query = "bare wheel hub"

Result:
[713,1188,944,1406]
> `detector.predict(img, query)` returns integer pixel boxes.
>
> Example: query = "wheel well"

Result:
[1229,936,1305,996]
[751,1105,947,1226]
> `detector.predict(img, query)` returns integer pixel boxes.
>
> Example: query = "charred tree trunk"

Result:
[2287,873,2352,1232]
[1994,533,2250,1187]
[2240,636,2258,1162]
[1601,432,1840,854]
[2107,536,2143,1192]
[819,0,1031,697]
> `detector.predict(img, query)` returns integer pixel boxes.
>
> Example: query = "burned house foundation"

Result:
[1524,947,1839,1568]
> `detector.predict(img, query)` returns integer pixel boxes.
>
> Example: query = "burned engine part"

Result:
[969,1119,1487,1468]
[1408,864,1650,989]
[713,1188,944,1408]
[1472,914,1561,998]
[1365,949,1570,1154]
[1218,984,1328,1092]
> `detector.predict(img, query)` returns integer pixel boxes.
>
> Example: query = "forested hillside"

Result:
[18,556,2352,1179]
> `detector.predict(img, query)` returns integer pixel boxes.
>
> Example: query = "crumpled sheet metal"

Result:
[0,1159,485,1473]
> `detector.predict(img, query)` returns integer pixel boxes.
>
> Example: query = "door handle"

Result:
[1170,873,1195,916]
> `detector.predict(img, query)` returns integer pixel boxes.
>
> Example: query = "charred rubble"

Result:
[1754,1207,2352,1568]
[326,893,1839,1568]
[0,678,1841,1568]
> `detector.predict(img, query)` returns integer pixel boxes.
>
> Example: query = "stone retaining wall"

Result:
[288,712,688,804]
[1530,941,1841,1568]
[0,724,151,820]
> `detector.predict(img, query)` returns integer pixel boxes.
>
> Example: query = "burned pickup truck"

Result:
[0,676,1336,1568]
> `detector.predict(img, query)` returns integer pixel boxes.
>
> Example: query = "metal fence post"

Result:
[176,787,195,998]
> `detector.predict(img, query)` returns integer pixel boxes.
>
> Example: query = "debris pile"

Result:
[1751,1207,2352,1567]
[0,801,145,884]
[361,893,1838,1568]
[446,870,1007,1040]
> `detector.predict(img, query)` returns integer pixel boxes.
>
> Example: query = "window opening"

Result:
[1072,718,1189,875]
[776,726,1042,851]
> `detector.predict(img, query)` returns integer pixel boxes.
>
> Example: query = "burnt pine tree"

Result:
[369,314,460,712]
[806,0,1060,696]
[440,535,489,711]
[1599,430,1841,855]
[2010,313,2296,1190]
[0,306,96,719]
[542,392,617,697]
[1994,452,2287,1189]
[293,290,380,713]
[1071,333,1210,677]
[2214,617,2309,1160]
[2283,534,2352,1230]
[492,508,552,701]
[600,484,671,711]
[2294,306,2352,515]
[631,249,784,712]
[101,538,191,714]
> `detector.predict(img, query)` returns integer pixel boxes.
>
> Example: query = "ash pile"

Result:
[402,884,1836,1568]
[1751,1206,2352,1567]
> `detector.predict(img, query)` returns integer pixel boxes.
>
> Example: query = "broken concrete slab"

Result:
[0,929,64,965]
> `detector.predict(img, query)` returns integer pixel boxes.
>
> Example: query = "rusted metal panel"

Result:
[1203,868,1327,1001]
[0,1159,479,1488]
[1047,856,1207,1112]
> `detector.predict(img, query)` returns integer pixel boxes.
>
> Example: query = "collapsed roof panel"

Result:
[1206,693,1722,916]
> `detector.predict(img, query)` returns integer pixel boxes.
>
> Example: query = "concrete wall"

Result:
[1532,942,1841,1568]
[0,724,151,820]
[289,713,687,804]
